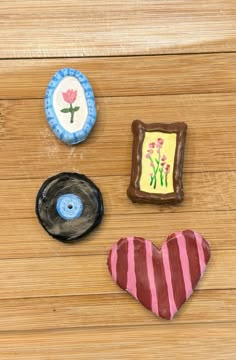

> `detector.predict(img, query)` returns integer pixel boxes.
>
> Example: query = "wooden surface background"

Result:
[0,1,236,359]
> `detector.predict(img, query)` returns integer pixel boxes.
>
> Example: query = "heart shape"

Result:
[107,230,210,320]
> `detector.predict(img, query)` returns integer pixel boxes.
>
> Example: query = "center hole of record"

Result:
[56,194,83,221]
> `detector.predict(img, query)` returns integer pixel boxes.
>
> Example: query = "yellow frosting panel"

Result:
[140,131,177,194]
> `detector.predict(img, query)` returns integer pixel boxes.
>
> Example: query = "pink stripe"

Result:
[110,244,117,282]
[194,232,206,276]
[126,237,137,299]
[162,243,177,319]
[176,233,193,299]
[145,240,159,315]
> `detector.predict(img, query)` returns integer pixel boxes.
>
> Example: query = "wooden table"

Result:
[0,1,236,359]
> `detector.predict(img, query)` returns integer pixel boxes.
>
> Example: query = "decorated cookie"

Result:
[45,68,96,145]
[36,173,103,243]
[127,120,187,204]
[107,231,210,320]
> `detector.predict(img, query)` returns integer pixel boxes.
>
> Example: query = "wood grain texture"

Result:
[1,53,236,99]
[0,290,234,331]
[0,1,236,358]
[0,210,235,259]
[0,324,235,360]
[0,171,236,219]
[0,0,236,58]
[0,250,233,300]
[0,93,236,180]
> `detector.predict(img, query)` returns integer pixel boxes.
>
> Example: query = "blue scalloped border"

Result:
[45,68,96,145]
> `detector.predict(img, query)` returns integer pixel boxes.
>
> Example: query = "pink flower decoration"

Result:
[62,89,77,104]
[147,149,153,154]
[156,143,162,149]
[150,163,154,167]
[150,173,153,177]
[146,154,150,159]
[165,164,171,174]
[157,138,164,145]
[161,155,167,161]
[149,142,155,149]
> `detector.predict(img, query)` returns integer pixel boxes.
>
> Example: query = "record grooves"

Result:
[36,172,104,243]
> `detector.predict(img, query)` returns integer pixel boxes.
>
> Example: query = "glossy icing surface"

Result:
[127,120,187,204]
[45,68,96,145]
[140,131,176,194]
[36,172,103,243]
[108,231,210,320]
[53,76,88,133]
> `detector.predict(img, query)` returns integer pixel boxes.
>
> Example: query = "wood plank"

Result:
[3,168,236,220]
[0,323,235,359]
[1,1,236,59]
[1,53,236,99]
[0,250,233,300]
[1,93,236,140]
[2,137,234,178]
[0,290,234,331]
[1,94,236,179]
[1,170,236,220]
[1,1,236,356]
[0,210,234,259]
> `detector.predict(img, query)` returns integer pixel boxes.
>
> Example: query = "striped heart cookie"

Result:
[107,231,210,320]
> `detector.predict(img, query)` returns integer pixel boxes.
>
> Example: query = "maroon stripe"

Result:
[107,249,112,274]
[167,237,186,309]
[202,237,211,264]
[152,246,171,320]
[134,238,152,312]
[183,230,201,288]
[116,238,128,290]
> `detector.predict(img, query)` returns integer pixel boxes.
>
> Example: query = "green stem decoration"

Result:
[159,168,163,186]
[149,155,155,186]
[60,104,80,124]
[150,154,160,189]
[149,153,160,189]
[70,103,74,123]
[165,173,168,187]
[153,173,157,189]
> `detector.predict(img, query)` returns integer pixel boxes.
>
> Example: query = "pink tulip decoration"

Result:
[145,138,171,189]
[165,164,171,174]
[61,89,80,123]
[149,142,156,149]
[156,138,164,147]
[62,89,77,104]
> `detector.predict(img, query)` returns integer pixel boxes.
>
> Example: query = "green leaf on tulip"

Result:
[60,108,71,113]
[73,106,80,112]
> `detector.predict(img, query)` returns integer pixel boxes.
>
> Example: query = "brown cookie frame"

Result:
[127,120,187,204]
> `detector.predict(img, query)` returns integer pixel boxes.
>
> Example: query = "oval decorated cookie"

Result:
[45,68,96,145]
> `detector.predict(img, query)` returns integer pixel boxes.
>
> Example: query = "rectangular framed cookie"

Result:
[127,120,187,204]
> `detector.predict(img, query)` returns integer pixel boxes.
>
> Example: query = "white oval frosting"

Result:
[53,76,88,133]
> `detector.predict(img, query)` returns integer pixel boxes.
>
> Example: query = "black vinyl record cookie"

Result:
[36,172,104,243]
